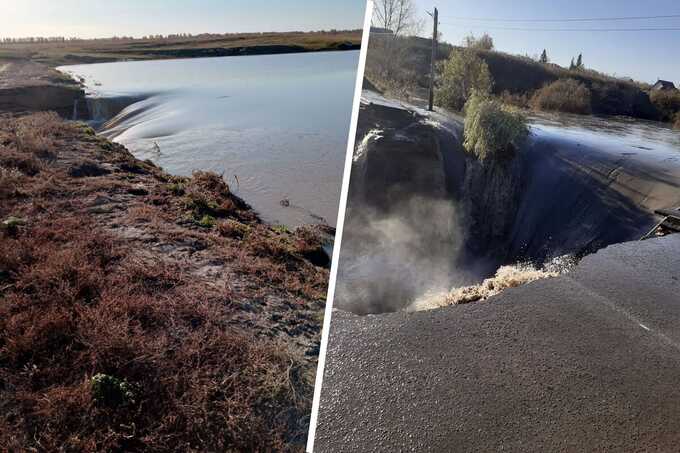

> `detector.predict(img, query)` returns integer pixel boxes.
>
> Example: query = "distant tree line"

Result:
[0,29,362,45]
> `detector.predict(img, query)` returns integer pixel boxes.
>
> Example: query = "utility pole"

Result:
[428,7,438,111]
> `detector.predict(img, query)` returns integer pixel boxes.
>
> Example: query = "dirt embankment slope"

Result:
[0,113,330,448]
[0,60,85,117]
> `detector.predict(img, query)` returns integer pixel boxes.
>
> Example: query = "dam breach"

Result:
[336,90,680,314]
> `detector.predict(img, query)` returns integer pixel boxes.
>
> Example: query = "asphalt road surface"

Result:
[315,234,680,452]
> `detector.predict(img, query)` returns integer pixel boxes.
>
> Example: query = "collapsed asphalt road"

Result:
[315,234,680,452]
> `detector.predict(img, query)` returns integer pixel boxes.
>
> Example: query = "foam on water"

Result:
[407,255,577,312]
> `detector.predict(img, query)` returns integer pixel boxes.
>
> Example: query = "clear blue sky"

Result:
[0,0,367,39]
[413,0,680,85]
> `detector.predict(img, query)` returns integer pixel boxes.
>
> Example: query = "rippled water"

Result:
[59,51,359,226]
[527,111,680,159]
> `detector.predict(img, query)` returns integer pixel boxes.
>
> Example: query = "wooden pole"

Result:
[428,7,438,111]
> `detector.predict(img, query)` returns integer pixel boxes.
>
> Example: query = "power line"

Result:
[439,14,680,23]
[438,23,680,32]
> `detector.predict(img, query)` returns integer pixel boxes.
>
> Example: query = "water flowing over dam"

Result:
[336,91,680,315]
[58,51,359,227]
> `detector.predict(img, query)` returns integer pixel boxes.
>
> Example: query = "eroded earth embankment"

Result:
[0,60,87,118]
[0,74,331,450]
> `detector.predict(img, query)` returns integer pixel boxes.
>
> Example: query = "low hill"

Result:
[366,34,671,122]
[473,49,659,120]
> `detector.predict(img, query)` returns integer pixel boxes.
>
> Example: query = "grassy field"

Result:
[0,30,362,67]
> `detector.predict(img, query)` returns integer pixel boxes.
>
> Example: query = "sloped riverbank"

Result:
[0,112,331,450]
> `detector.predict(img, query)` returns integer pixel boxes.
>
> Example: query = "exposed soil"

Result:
[0,112,331,451]
[0,60,84,117]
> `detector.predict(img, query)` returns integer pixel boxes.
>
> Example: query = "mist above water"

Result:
[334,192,573,315]
[335,195,480,315]
[59,51,359,227]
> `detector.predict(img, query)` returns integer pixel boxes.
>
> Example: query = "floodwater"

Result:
[59,51,359,227]
[335,94,680,314]
[528,111,680,161]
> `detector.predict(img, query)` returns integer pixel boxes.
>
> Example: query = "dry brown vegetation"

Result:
[0,113,330,451]
[529,79,592,115]
[367,35,664,121]
[499,91,530,109]
[0,31,362,67]
[364,36,426,99]
[650,89,680,123]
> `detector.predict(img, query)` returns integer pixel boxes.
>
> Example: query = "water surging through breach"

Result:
[58,51,359,227]
[335,96,680,315]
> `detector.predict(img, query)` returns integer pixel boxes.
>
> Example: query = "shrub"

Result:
[9,112,63,158]
[191,170,231,196]
[273,224,290,234]
[499,90,530,109]
[165,182,185,196]
[436,48,493,111]
[217,219,251,239]
[75,123,96,136]
[0,166,24,199]
[248,232,294,262]
[650,89,680,122]
[182,171,254,223]
[530,79,592,114]
[67,160,110,178]
[91,373,135,407]
[463,92,529,161]
[198,214,216,228]
[185,190,235,220]
[0,149,43,176]
[463,33,494,51]
[2,216,26,235]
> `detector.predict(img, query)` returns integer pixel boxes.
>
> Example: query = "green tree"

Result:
[569,57,575,70]
[436,49,493,110]
[539,49,549,64]
[576,53,583,70]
